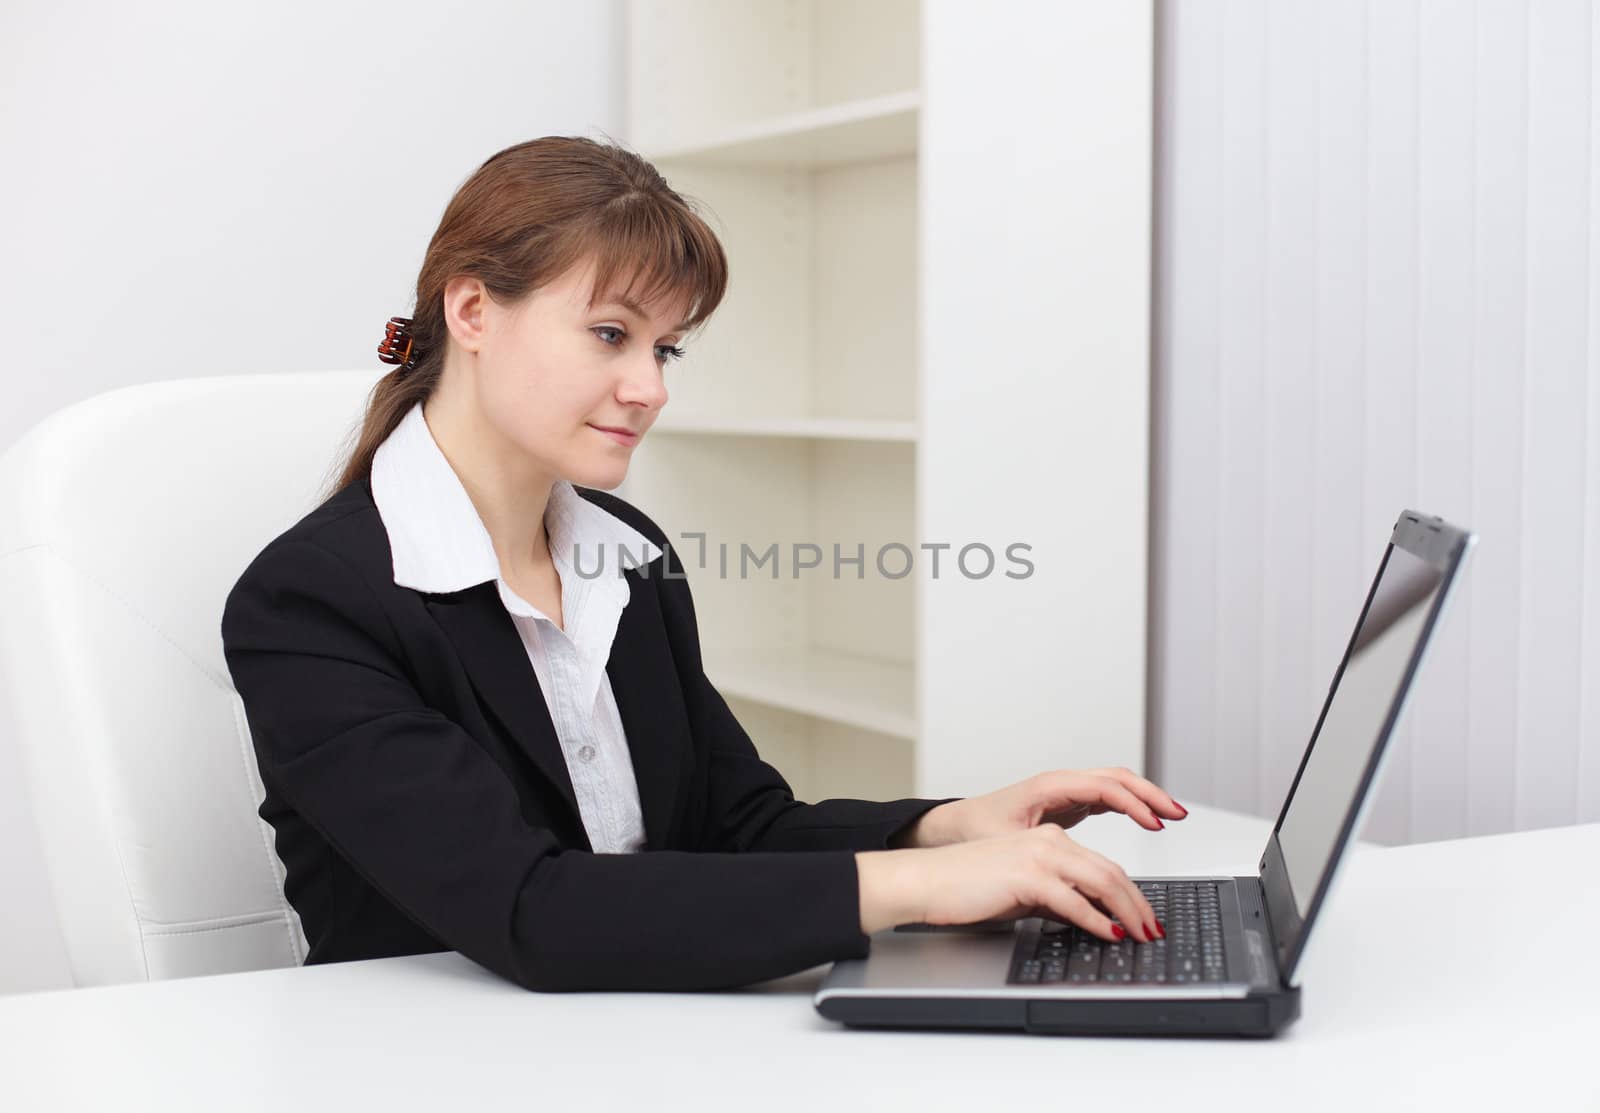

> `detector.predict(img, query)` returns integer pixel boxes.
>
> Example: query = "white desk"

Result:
[1,806,1594,1113]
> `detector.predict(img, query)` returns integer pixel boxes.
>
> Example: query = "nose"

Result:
[617,351,669,410]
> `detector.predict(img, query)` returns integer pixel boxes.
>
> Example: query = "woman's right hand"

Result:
[854,823,1163,942]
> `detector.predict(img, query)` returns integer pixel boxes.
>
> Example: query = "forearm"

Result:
[854,848,923,934]
[514,847,870,991]
[746,795,960,852]
[697,753,959,853]
[885,799,964,849]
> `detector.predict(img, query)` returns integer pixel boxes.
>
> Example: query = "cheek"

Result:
[538,345,617,415]
[479,345,604,435]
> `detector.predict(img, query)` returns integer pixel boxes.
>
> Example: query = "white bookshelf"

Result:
[620,0,1153,803]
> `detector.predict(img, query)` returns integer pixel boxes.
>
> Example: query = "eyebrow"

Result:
[598,296,692,334]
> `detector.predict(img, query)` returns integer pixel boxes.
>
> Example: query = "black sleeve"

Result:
[221,536,873,992]
[652,538,963,854]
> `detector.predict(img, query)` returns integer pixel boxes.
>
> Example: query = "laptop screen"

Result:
[1274,539,1447,916]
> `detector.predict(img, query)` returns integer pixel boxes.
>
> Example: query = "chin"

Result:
[566,459,630,492]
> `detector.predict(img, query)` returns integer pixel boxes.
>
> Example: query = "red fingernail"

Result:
[1174,802,1188,816]
[1154,818,1165,830]
[1144,921,1157,940]
[1111,924,1126,940]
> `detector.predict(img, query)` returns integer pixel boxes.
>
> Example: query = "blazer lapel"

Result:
[422,586,585,844]
[605,567,689,852]
[420,569,689,854]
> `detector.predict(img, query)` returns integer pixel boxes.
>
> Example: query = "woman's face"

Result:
[453,257,691,491]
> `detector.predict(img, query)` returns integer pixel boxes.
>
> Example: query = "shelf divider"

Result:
[643,89,919,168]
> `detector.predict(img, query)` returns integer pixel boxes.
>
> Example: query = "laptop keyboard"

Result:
[1008,881,1228,985]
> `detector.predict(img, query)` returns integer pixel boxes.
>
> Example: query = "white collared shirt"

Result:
[370,400,663,854]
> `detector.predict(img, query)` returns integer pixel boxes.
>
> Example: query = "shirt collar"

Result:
[369,400,662,600]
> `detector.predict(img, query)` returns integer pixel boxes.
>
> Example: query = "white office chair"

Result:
[0,369,385,987]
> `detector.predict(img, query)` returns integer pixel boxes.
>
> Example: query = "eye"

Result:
[592,326,686,364]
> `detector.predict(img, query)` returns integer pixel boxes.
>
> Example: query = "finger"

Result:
[1061,841,1159,942]
[1093,766,1187,820]
[1038,772,1163,829]
[1082,890,1162,942]
[1035,879,1123,943]
[1091,868,1159,944]
[1090,776,1167,831]
[1088,844,1160,939]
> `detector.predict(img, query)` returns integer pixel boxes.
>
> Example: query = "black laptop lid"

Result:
[1258,510,1475,987]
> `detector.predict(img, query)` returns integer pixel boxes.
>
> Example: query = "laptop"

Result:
[815,509,1476,1038]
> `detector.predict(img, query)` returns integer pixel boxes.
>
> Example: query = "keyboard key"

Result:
[1067,949,1101,981]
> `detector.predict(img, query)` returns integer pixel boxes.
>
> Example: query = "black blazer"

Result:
[220,475,955,992]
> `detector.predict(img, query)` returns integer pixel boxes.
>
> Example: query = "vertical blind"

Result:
[1151,0,1599,843]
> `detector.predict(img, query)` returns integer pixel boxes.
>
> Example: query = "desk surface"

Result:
[2,806,1595,1113]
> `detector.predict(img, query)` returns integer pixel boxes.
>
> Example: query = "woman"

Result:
[220,135,1183,993]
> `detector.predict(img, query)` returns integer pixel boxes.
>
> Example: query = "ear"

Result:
[442,275,489,353]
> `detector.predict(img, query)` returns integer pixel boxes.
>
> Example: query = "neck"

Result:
[420,389,558,573]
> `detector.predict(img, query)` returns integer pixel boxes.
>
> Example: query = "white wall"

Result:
[0,0,624,996]
[1152,0,1600,844]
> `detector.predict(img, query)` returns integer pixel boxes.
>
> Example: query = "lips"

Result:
[589,423,640,445]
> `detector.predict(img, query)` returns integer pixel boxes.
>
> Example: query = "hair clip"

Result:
[378,316,417,371]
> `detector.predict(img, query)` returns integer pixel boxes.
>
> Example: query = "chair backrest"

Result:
[0,370,385,986]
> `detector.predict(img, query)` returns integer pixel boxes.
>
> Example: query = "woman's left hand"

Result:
[901,768,1189,848]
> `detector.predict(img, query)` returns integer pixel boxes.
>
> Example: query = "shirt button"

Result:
[577,743,596,763]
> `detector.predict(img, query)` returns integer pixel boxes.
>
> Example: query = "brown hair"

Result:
[321,134,729,502]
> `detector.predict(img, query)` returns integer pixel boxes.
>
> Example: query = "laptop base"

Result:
[814,875,1301,1037]
[815,984,1301,1038]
